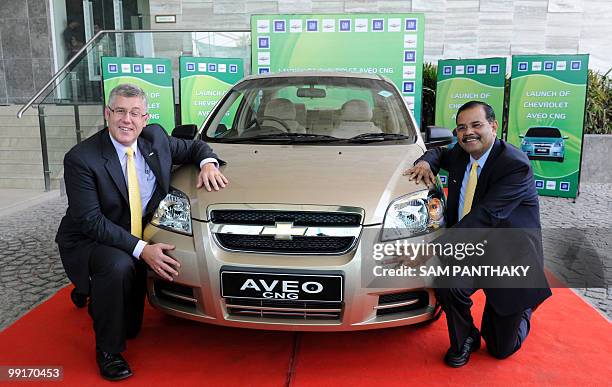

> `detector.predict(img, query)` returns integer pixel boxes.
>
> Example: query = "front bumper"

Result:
[522,144,564,161]
[144,221,437,331]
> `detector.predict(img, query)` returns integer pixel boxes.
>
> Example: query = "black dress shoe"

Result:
[96,351,133,381]
[70,288,88,308]
[444,331,481,368]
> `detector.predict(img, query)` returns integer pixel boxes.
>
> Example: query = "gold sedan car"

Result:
[145,72,451,331]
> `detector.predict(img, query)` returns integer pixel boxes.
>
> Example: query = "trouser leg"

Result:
[435,288,478,351]
[126,260,147,339]
[480,302,531,359]
[89,244,146,353]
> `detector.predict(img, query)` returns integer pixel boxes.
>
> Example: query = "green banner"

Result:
[251,14,425,125]
[507,54,588,198]
[101,57,175,133]
[435,58,506,135]
[179,56,244,126]
[434,58,507,188]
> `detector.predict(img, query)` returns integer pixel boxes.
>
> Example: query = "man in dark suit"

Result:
[56,83,228,380]
[405,101,551,367]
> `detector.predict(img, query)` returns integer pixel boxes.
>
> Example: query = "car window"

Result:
[525,127,562,138]
[202,76,416,142]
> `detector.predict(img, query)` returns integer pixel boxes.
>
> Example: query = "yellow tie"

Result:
[461,161,479,219]
[126,148,142,238]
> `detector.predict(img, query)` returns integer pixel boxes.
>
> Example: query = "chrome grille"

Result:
[216,234,354,254]
[210,210,361,227]
[209,206,364,255]
[225,298,343,320]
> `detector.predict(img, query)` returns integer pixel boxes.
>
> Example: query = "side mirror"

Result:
[424,126,453,149]
[172,124,197,139]
[562,136,569,139]
[519,134,525,138]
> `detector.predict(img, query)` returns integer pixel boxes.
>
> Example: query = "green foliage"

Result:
[420,63,612,135]
[585,69,612,134]
[420,62,437,129]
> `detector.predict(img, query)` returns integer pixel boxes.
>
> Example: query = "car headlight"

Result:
[151,188,192,235]
[381,188,446,242]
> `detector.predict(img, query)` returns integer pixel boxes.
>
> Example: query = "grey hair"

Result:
[108,83,148,111]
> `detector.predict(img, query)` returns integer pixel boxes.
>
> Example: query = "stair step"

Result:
[0,149,66,162]
[0,176,61,190]
[0,136,77,149]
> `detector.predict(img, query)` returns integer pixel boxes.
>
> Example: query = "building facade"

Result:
[0,0,610,105]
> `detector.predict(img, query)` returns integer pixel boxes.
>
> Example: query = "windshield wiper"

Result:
[345,133,412,143]
[228,132,341,143]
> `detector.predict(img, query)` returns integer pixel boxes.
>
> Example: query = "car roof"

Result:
[242,71,388,82]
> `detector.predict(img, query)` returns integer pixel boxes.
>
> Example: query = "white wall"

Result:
[147,0,612,73]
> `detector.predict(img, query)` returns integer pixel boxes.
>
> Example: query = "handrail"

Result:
[16,28,250,119]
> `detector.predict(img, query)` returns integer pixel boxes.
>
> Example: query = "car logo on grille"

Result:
[261,222,307,240]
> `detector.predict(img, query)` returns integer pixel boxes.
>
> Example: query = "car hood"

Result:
[523,136,563,143]
[177,143,429,225]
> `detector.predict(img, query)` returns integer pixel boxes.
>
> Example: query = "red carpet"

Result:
[1,287,610,386]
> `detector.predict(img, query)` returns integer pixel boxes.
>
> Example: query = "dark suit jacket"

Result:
[418,139,551,315]
[56,124,220,293]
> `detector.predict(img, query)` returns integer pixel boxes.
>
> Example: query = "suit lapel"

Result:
[101,130,129,204]
[446,148,470,227]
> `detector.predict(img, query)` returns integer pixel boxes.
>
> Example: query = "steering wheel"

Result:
[256,116,292,132]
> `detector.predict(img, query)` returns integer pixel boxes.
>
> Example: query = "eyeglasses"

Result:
[108,106,148,119]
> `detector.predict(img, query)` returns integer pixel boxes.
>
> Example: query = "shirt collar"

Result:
[108,132,138,160]
[469,140,495,168]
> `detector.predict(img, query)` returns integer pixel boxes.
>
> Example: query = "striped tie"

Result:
[126,148,142,238]
[461,161,479,219]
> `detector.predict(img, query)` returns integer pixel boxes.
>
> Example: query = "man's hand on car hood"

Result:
[197,163,229,191]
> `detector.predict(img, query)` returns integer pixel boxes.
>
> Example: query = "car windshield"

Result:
[525,127,562,138]
[202,76,417,144]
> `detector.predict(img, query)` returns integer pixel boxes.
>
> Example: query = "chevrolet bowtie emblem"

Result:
[261,222,307,240]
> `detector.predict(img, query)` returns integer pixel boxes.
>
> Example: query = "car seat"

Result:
[330,99,381,137]
[261,98,306,133]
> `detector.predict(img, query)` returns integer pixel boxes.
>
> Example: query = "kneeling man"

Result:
[56,84,228,380]
[405,101,551,367]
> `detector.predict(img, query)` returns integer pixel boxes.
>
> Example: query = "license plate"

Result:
[535,148,549,154]
[221,271,343,302]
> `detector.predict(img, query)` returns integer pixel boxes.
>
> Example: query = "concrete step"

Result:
[0,162,44,175]
[0,104,102,116]
[0,176,61,190]
[0,160,62,171]
[0,136,77,150]
[0,176,61,191]
[0,148,66,162]
[0,125,103,138]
